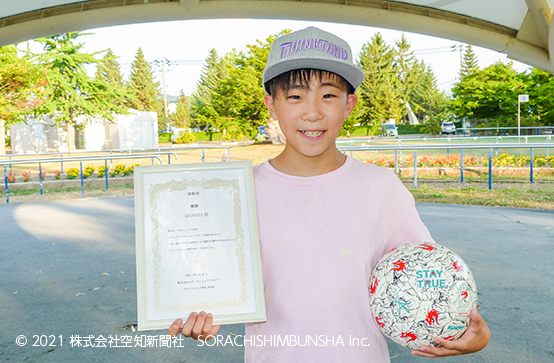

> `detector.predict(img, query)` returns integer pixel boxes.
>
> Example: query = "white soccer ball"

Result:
[370,241,477,349]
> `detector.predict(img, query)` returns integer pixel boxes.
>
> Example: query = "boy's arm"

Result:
[411,309,490,358]
[168,311,221,341]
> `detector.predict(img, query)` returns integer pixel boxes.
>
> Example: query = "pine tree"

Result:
[127,48,162,127]
[394,34,422,122]
[191,48,225,130]
[33,32,129,151]
[96,48,124,85]
[173,89,190,128]
[357,33,403,125]
[460,45,479,79]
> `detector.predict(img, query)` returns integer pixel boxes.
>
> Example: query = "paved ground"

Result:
[0,197,553,362]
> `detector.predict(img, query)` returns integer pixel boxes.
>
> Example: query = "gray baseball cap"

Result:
[263,26,365,93]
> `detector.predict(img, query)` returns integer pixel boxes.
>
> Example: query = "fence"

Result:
[457,126,554,137]
[0,145,235,203]
[1,154,163,203]
[338,142,553,190]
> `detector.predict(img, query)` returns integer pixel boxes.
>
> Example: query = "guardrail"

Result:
[1,154,163,204]
[338,143,553,190]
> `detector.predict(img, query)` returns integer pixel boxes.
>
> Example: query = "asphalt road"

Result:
[0,197,552,362]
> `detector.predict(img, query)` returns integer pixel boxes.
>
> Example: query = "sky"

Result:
[56,18,531,98]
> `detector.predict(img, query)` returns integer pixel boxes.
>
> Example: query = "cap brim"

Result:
[263,58,365,93]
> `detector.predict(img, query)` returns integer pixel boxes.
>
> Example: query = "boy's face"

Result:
[264,73,357,163]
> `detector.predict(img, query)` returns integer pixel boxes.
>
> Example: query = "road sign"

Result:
[518,94,529,102]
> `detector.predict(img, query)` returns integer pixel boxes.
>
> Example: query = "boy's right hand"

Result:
[168,311,221,341]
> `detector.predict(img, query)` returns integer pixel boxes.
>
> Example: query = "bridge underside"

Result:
[0,0,553,73]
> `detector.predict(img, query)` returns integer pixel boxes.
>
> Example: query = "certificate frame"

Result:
[134,161,266,331]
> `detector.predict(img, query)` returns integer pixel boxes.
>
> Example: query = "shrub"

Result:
[38,171,46,180]
[158,133,171,143]
[174,133,196,144]
[54,170,61,180]
[7,172,16,183]
[23,171,31,182]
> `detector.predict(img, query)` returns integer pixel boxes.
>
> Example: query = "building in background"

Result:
[10,110,158,154]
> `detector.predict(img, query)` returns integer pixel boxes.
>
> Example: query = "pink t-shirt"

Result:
[245,157,433,363]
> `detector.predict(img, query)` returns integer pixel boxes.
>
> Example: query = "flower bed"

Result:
[367,153,554,168]
[3,164,140,184]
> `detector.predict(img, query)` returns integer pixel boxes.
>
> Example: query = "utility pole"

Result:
[451,44,464,77]
[153,58,170,132]
[161,59,169,132]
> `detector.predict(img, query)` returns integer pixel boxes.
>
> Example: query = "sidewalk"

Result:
[0,197,552,362]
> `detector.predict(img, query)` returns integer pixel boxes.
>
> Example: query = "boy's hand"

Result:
[411,308,490,358]
[168,311,221,341]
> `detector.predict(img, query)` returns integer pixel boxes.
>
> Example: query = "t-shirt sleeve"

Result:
[386,204,434,252]
[377,176,434,262]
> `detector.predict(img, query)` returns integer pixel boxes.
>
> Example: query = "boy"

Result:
[168,27,490,362]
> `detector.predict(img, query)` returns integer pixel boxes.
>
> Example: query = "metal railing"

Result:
[337,135,552,158]
[0,144,237,172]
[1,150,178,174]
[338,142,553,190]
[457,126,554,137]
[2,154,163,203]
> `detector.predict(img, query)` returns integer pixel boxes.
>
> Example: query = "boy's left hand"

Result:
[411,308,490,358]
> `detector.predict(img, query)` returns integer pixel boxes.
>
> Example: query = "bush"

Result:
[158,133,171,143]
[396,124,427,135]
[174,133,196,144]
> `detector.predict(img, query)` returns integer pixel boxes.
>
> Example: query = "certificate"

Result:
[134,161,266,331]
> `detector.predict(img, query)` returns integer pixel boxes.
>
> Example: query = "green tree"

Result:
[32,32,129,151]
[96,48,124,85]
[394,34,423,120]
[522,68,554,126]
[0,44,47,153]
[411,64,449,124]
[127,48,163,128]
[213,32,289,139]
[450,61,526,126]
[357,33,403,125]
[190,48,225,130]
[460,45,479,79]
[95,48,129,108]
[172,89,190,128]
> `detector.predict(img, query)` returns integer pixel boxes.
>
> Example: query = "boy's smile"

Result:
[264,74,358,176]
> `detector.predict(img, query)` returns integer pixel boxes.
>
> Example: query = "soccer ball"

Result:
[370,241,477,349]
